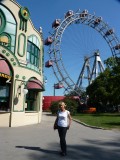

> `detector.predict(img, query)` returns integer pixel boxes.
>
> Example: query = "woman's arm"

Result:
[68,113,72,129]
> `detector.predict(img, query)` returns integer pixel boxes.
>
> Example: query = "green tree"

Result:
[104,56,117,69]
[50,98,78,115]
[86,57,120,112]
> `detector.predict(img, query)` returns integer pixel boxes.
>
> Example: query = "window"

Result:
[0,16,1,26]
[27,41,40,68]
[27,35,41,69]
[25,90,38,111]
[0,5,16,53]
[0,33,11,49]
[0,9,6,33]
[0,77,10,112]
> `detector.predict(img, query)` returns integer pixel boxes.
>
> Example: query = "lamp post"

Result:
[53,83,55,96]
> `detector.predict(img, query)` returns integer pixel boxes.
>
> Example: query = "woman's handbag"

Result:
[54,119,58,130]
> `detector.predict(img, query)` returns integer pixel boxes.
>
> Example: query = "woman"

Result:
[54,101,72,156]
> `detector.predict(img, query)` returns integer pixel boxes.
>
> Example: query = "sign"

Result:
[0,72,11,79]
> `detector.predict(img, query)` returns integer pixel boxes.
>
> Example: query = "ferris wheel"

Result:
[45,9,120,95]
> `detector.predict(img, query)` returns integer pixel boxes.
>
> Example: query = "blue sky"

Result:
[17,0,120,96]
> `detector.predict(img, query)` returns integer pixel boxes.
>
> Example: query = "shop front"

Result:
[0,56,12,112]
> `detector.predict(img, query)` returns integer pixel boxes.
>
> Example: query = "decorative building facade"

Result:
[0,0,44,127]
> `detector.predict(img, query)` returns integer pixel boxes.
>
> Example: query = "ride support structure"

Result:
[76,50,105,88]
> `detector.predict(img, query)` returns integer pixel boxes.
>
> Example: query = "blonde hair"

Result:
[58,101,66,108]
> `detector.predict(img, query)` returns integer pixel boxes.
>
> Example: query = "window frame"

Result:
[0,9,6,34]
[27,40,40,68]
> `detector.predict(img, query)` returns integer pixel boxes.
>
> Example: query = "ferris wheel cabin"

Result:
[80,10,88,18]
[94,17,102,25]
[105,29,114,36]
[65,10,74,18]
[44,37,53,45]
[114,44,120,50]
[54,83,64,89]
[52,19,60,28]
[45,60,53,68]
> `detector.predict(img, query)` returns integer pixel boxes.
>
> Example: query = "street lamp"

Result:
[18,82,28,96]
[44,76,47,84]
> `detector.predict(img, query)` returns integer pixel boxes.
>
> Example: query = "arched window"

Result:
[0,33,11,49]
[0,5,16,53]
[27,35,40,69]
[0,9,6,34]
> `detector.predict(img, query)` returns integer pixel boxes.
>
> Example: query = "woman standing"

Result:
[54,101,72,156]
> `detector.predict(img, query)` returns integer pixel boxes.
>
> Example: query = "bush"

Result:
[50,98,78,115]
[50,101,59,115]
[64,98,78,115]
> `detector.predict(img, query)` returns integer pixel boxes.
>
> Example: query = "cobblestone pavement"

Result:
[0,112,120,160]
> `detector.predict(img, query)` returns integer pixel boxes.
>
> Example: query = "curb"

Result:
[72,118,105,130]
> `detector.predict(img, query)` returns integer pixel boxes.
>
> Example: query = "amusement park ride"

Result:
[45,9,120,96]
[76,50,105,88]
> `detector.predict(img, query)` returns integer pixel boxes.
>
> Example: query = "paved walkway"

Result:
[0,112,120,160]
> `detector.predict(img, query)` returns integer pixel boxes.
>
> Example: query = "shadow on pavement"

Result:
[16,146,58,154]
[16,139,120,160]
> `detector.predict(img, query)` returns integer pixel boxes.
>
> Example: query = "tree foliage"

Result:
[86,57,120,112]
[50,97,78,115]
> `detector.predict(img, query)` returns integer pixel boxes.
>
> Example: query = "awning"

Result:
[0,56,12,79]
[27,79,44,91]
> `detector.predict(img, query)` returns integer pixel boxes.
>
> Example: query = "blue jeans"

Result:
[58,126,68,153]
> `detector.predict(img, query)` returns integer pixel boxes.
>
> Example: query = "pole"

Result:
[53,83,55,96]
